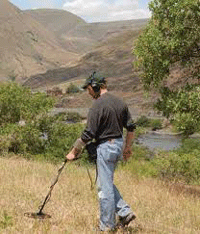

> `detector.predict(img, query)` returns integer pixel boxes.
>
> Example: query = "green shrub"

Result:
[30,115,84,161]
[66,112,82,122]
[173,112,199,136]
[120,139,200,185]
[134,126,147,138]
[0,121,85,162]
[176,138,200,154]
[0,124,20,154]
[0,82,86,161]
[120,143,157,177]
[136,115,150,127]
[0,123,45,155]
[55,112,82,123]
[131,143,154,161]
[66,83,80,94]
[43,122,85,161]
[152,151,200,184]
[0,82,55,125]
[150,119,163,131]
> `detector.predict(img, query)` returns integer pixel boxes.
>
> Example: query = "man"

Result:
[66,72,136,231]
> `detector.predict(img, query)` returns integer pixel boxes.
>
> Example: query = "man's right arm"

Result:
[66,138,86,161]
[66,107,99,161]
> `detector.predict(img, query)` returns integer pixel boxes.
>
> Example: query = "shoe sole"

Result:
[119,213,136,227]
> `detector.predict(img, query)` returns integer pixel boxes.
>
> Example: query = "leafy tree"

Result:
[134,0,200,135]
[0,82,85,160]
[155,84,200,135]
[0,82,55,125]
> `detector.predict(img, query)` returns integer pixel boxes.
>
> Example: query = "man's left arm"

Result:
[123,106,136,161]
[123,131,134,161]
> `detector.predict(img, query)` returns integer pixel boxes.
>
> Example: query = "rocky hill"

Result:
[23,18,148,88]
[25,9,86,36]
[25,8,148,55]
[0,1,155,115]
[25,9,87,53]
[0,0,79,81]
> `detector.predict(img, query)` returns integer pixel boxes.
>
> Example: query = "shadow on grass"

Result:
[109,224,143,233]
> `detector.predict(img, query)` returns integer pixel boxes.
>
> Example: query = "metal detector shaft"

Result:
[37,159,68,214]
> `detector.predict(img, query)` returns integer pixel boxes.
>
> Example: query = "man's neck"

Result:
[100,89,107,96]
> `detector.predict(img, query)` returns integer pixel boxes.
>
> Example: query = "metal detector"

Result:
[24,159,68,219]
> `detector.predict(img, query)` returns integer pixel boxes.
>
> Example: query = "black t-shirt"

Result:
[81,92,135,143]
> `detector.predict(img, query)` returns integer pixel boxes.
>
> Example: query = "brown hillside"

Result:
[25,9,86,36]
[25,10,148,55]
[22,17,160,116]
[0,1,152,114]
[61,18,148,54]
[0,0,79,81]
[23,26,147,89]
[25,9,87,54]
[23,18,148,88]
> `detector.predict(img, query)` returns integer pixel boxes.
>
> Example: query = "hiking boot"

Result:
[117,212,136,228]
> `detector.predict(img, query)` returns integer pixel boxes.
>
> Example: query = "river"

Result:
[137,131,182,151]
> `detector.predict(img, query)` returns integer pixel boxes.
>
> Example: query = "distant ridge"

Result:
[25,9,148,54]
[25,9,86,36]
[0,0,148,87]
[0,1,79,81]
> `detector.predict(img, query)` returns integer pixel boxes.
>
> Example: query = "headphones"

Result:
[89,72,106,93]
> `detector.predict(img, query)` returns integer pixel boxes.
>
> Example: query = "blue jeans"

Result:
[97,138,132,231]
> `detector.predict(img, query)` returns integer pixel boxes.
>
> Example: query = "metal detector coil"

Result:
[24,212,51,219]
[24,159,68,219]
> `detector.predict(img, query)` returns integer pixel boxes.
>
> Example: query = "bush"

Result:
[136,116,150,127]
[151,139,200,184]
[0,82,86,162]
[0,120,85,162]
[120,143,157,177]
[55,112,82,123]
[0,123,45,155]
[43,122,85,161]
[134,126,147,138]
[0,82,55,125]
[150,119,163,131]
[120,138,200,185]
[65,112,82,123]
[66,83,80,94]
[176,138,200,154]
[152,151,200,184]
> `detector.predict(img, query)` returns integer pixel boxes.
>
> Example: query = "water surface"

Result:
[137,132,182,151]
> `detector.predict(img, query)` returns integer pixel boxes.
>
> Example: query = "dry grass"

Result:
[0,156,199,234]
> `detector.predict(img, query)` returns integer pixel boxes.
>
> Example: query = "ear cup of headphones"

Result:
[89,72,105,93]
[90,77,100,92]
[91,83,100,92]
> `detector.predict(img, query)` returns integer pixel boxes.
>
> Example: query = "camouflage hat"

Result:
[82,72,106,89]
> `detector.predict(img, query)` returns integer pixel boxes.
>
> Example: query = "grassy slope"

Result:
[0,156,199,233]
